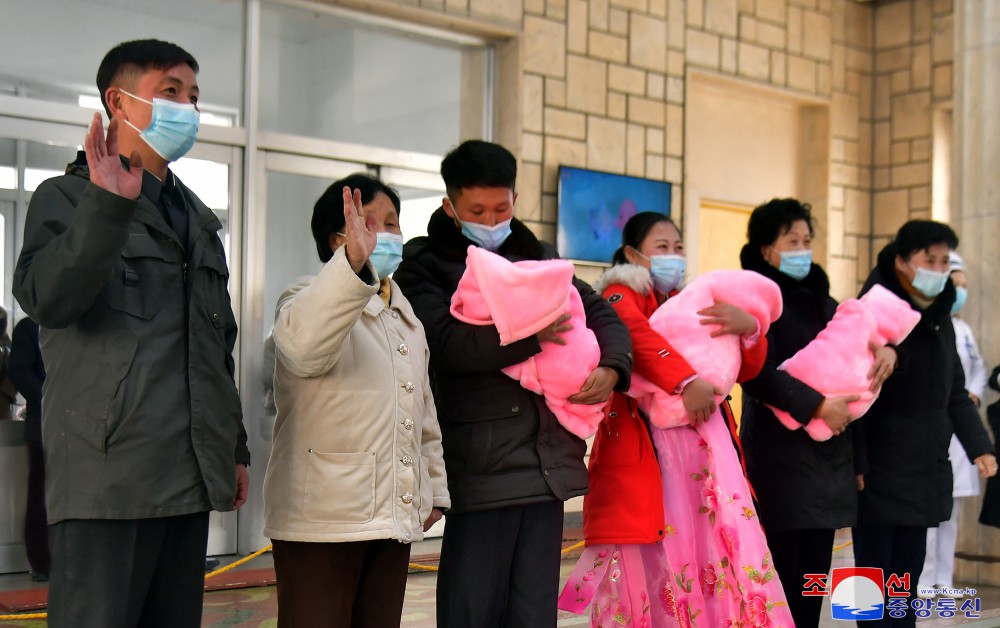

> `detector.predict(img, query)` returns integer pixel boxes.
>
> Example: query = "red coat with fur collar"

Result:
[583,264,766,545]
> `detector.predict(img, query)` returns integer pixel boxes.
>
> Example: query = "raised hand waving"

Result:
[84,112,143,200]
[342,186,377,274]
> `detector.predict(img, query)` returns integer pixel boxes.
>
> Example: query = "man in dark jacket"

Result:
[13,40,249,628]
[394,140,632,627]
[853,220,996,627]
[7,316,49,581]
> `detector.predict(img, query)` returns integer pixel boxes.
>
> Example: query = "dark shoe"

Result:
[205,557,221,571]
[29,570,48,582]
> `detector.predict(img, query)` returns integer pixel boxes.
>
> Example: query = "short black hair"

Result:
[311,173,401,263]
[96,39,199,117]
[893,220,958,260]
[440,140,517,202]
[612,212,678,265]
[747,198,814,250]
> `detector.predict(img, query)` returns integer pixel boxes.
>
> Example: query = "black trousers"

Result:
[852,524,927,628]
[765,527,836,628]
[272,538,411,628]
[24,440,49,574]
[436,500,564,628]
[48,512,209,628]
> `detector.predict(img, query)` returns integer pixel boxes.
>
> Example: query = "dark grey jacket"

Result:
[14,155,249,523]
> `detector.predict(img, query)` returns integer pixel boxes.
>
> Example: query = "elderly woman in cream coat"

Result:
[263,174,449,628]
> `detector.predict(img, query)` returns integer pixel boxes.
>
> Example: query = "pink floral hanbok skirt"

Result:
[560,409,793,627]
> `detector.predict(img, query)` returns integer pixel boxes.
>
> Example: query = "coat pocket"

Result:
[303,450,376,523]
[104,234,173,319]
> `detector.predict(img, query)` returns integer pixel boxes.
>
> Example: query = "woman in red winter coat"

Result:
[560,212,791,627]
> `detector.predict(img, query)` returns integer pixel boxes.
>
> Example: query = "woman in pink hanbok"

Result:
[559,212,793,627]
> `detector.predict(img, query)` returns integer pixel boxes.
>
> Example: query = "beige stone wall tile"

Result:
[524,17,567,77]
[932,15,953,64]
[629,95,666,126]
[647,127,665,154]
[817,62,832,96]
[647,72,666,99]
[911,44,931,90]
[757,21,787,48]
[524,74,544,133]
[666,156,683,182]
[756,0,787,24]
[687,29,722,69]
[932,0,953,16]
[846,1,873,49]
[892,140,910,164]
[803,11,833,61]
[546,78,567,107]
[910,185,930,210]
[446,0,470,13]
[649,0,667,18]
[611,0,648,10]
[830,182,846,208]
[567,55,609,115]
[589,31,629,63]
[818,0,833,14]
[523,132,544,162]
[831,163,860,187]
[845,187,872,234]
[704,0,739,37]
[787,56,817,92]
[789,0,818,10]
[740,15,758,41]
[875,1,911,50]
[666,104,684,155]
[547,0,568,21]
[859,122,872,166]
[671,186,683,217]
[891,91,932,139]
[874,189,909,234]
[932,65,952,101]
[470,0,522,23]
[739,0,754,14]
[858,73,873,118]
[874,121,891,166]
[610,8,629,34]
[567,0,589,54]
[687,0,705,28]
[666,75,684,103]
[545,108,587,139]
[831,0,846,42]
[786,7,803,54]
[828,209,845,255]
[669,0,686,47]
[422,0,445,11]
[844,234,858,258]
[876,47,912,73]
[738,41,771,80]
[519,162,543,221]
[873,166,890,190]
[722,38,739,74]
[891,70,910,94]
[911,138,931,162]
[832,138,846,162]
[543,138,587,192]
[630,14,668,72]
[846,48,872,73]
[525,0,546,15]
[771,50,788,85]
[913,0,932,41]
[669,50,686,74]
[891,163,930,188]
[541,196,558,224]
[646,154,666,179]
[627,123,646,176]
[832,45,847,89]
[874,78,891,120]
[587,117,628,172]
[608,92,628,119]
[844,139,860,164]
[590,0,609,30]
[609,64,647,96]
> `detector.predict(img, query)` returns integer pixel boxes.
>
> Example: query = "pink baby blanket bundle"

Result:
[768,284,920,441]
[450,246,603,439]
[629,270,783,429]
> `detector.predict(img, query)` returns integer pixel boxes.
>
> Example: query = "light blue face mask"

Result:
[370,232,404,279]
[951,286,968,315]
[638,252,686,294]
[912,266,949,298]
[461,218,513,252]
[778,249,812,280]
[121,90,200,162]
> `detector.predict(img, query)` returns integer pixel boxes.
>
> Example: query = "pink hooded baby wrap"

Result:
[450,246,603,439]
[767,284,920,441]
[628,269,783,427]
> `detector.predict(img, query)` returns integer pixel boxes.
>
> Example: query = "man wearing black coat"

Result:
[854,220,996,627]
[394,140,633,628]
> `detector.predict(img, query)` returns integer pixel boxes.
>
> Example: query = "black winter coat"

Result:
[738,245,857,531]
[394,209,633,513]
[8,318,43,443]
[854,242,993,527]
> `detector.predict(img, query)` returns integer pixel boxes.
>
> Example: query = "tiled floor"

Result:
[1,530,1000,626]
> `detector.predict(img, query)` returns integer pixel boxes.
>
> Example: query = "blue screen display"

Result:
[556,166,672,263]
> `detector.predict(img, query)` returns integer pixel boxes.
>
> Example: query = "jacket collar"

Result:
[421,206,546,262]
[594,263,654,296]
[867,241,955,322]
[739,243,831,298]
[361,278,421,328]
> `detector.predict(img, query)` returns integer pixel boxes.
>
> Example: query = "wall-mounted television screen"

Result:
[556,166,672,264]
